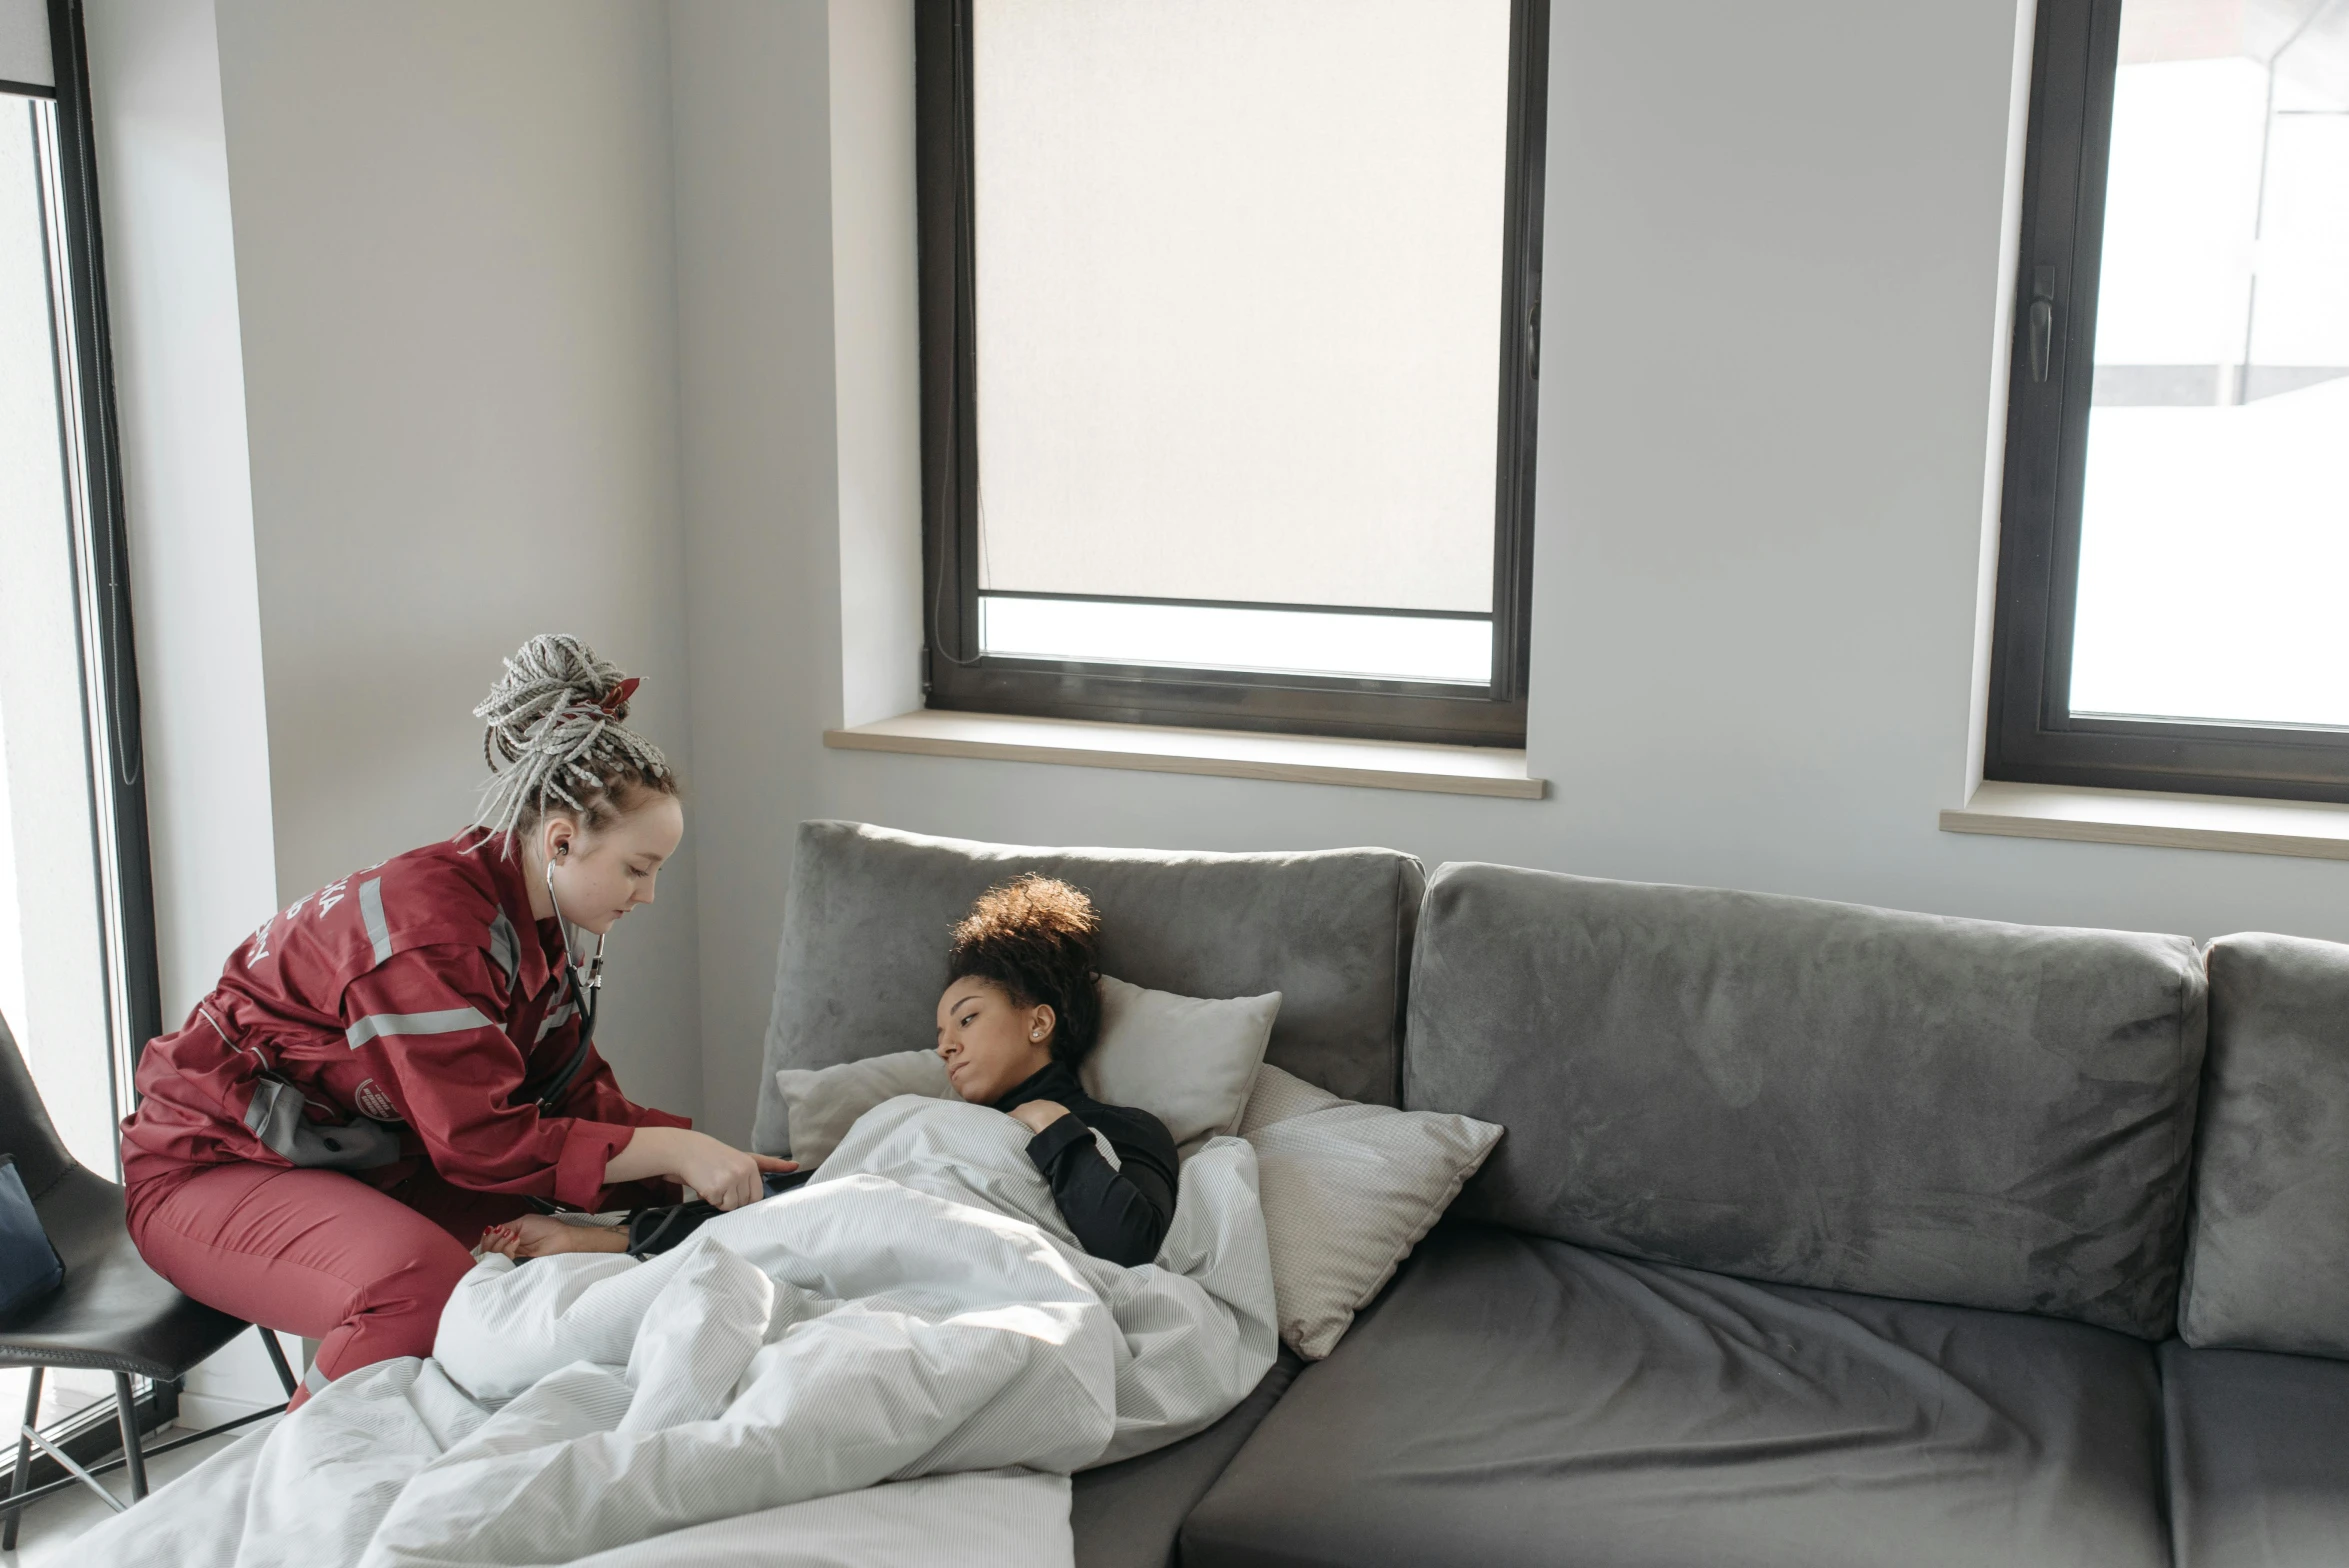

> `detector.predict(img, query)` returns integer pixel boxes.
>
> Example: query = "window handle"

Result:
[2028,265,2057,384]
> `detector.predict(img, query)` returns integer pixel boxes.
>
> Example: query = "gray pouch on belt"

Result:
[243,1075,403,1171]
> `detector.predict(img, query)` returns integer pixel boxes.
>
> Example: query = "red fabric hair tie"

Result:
[598,676,641,714]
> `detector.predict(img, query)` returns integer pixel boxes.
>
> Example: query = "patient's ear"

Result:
[1027,1003,1056,1043]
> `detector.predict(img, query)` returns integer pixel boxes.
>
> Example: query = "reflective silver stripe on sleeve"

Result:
[303,1360,330,1394]
[487,910,520,988]
[535,1000,578,1042]
[359,878,393,965]
[345,1006,494,1050]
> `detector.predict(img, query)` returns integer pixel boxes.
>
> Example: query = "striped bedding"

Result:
[81,1096,1278,1567]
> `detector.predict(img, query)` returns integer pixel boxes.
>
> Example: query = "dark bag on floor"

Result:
[0,1154,63,1317]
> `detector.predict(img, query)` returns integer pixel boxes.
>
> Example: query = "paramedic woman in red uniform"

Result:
[118,634,792,1404]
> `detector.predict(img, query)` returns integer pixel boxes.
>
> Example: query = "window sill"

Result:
[1940,781,2349,862]
[824,710,1546,800]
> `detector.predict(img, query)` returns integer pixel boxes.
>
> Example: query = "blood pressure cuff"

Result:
[626,1168,811,1258]
[0,1155,63,1317]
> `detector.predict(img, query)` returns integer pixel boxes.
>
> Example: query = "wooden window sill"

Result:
[824,710,1546,800]
[1941,781,2349,861]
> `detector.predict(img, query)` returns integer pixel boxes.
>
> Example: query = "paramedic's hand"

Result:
[612,1127,796,1210]
[1008,1100,1070,1135]
[678,1132,798,1210]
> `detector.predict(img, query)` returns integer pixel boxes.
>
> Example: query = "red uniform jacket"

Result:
[121,830,689,1212]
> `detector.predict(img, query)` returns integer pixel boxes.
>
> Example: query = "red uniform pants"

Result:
[128,1163,531,1406]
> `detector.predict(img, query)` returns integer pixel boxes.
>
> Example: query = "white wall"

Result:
[676,0,2349,1147]
[83,0,276,1033]
[83,0,285,1420]
[87,0,2349,1173]
[205,0,703,1119]
[828,0,925,732]
[669,0,844,1129]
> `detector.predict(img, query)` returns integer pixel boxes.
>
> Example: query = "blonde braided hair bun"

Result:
[472,633,674,843]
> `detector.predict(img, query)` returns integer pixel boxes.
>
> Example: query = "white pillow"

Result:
[772,975,1279,1166]
[774,1050,951,1166]
[1239,1063,1503,1359]
[1083,975,1280,1155]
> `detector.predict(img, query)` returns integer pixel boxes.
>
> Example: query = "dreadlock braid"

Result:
[472,633,675,844]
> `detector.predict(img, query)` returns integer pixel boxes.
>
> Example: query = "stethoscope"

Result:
[545,851,606,990]
[535,847,604,1109]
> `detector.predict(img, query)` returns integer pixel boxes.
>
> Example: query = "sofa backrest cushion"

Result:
[1404,863,2207,1338]
[752,821,1424,1155]
[2181,933,2349,1360]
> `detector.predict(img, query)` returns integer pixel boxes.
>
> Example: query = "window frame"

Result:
[20,0,163,1105]
[913,0,1549,748]
[1987,0,2349,804]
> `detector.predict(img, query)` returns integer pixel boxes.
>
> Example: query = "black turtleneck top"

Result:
[990,1060,1177,1267]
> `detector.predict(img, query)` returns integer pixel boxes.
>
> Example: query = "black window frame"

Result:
[914,0,1549,749]
[1988,0,2349,804]
[12,1,163,1109]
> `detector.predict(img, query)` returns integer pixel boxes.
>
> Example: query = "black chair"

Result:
[0,1007,295,1545]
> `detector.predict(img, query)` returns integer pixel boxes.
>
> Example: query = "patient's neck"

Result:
[990,1059,1079,1113]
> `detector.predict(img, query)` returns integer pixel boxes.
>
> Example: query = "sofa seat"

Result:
[1183,1224,2169,1568]
[2162,1342,2349,1567]
[1072,1351,1302,1568]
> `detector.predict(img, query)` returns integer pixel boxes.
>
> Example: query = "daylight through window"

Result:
[921,0,1548,744]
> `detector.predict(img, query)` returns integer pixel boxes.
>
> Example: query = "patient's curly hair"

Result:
[947,875,1103,1067]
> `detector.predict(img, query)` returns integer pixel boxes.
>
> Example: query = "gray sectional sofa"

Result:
[758,821,2349,1568]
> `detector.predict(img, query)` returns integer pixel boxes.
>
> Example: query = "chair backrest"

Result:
[0,1009,78,1198]
[753,820,1425,1154]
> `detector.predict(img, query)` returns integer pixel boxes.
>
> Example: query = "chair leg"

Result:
[258,1326,297,1400]
[113,1374,147,1502]
[3,1365,40,1549]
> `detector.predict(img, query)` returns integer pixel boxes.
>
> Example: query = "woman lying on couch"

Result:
[487,874,1181,1266]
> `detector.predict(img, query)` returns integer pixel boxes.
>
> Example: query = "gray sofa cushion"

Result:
[1182,1224,2170,1568]
[2181,934,2349,1359]
[1405,864,2206,1338]
[2161,1341,2349,1568]
[753,821,1424,1153]
[1071,1351,1301,1568]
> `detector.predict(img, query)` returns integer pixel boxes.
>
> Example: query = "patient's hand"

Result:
[481,1214,630,1259]
[1007,1099,1070,1135]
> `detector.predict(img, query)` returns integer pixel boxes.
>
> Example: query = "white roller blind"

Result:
[972,0,1513,615]
[0,0,52,93]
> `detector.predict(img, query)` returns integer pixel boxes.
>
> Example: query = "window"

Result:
[916,0,1549,746]
[2,0,168,1449]
[1,0,157,1169]
[1988,0,2349,801]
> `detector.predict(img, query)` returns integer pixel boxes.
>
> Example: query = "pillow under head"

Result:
[772,974,1281,1165]
[1082,976,1278,1155]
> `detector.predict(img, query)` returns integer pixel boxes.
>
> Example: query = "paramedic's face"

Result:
[549,795,684,936]
[936,979,1052,1105]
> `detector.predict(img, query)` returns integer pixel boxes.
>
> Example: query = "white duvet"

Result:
[78,1097,1279,1567]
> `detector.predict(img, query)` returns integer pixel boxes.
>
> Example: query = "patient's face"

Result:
[936,979,1054,1105]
